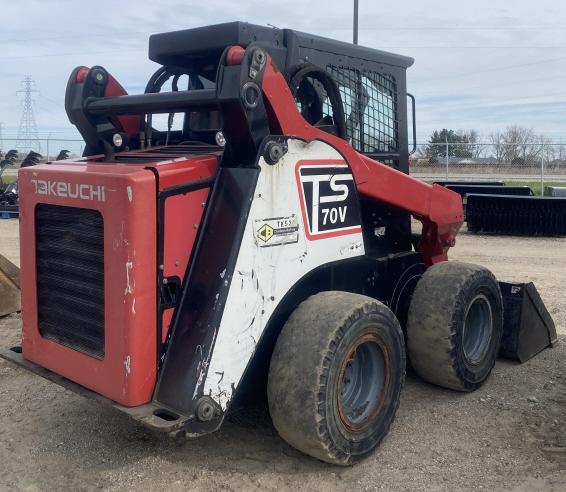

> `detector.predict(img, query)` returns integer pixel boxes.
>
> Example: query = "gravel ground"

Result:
[0,217,564,491]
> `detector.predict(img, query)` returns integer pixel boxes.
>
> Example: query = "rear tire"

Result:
[407,261,503,391]
[267,291,405,465]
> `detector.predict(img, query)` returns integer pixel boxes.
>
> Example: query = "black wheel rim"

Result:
[463,294,493,365]
[338,334,389,431]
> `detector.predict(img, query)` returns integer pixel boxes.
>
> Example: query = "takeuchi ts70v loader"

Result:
[0,22,557,465]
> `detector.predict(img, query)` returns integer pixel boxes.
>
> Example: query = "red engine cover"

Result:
[19,152,217,406]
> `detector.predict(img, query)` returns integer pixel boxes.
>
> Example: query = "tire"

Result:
[267,291,405,465]
[406,261,503,392]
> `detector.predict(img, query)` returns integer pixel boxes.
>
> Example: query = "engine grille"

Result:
[36,204,105,358]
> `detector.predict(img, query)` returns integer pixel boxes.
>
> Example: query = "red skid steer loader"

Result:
[0,22,557,465]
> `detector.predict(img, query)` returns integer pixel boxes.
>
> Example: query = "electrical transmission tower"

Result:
[16,76,41,153]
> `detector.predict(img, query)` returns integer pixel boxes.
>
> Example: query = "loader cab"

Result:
[68,22,414,174]
[147,22,415,173]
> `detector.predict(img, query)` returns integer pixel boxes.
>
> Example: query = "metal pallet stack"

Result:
[445,184,533,198]
[544,186,566,198]
[437,181,566,236]
[0,150,19,218]
[466,194,566,235]
[0,151,69,218]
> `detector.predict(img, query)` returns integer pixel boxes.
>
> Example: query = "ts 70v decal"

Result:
[296,160,362,240]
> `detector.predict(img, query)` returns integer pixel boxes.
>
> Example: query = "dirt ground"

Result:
[0,217,564,492]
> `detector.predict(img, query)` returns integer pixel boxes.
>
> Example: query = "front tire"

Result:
[267,291,405,465]
[406,261,503,391]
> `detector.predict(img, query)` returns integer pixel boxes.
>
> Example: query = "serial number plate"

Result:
[254,215,299,247]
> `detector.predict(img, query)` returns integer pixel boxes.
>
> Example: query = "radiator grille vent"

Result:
[36,204,105,358]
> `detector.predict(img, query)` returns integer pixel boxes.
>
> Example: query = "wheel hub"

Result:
[463,294,493,365]
[337,333,389,432]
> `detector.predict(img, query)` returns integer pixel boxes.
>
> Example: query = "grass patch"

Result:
[504,181,566,196]
[0,176,17,184]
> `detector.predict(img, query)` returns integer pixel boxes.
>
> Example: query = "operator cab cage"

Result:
[69,22,414,173]
[148,22,414,171]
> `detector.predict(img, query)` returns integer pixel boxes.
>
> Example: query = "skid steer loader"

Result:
[0,22,557,465]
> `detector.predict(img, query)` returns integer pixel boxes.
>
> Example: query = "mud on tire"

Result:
[406,261,503,392]
[267,291,405,465]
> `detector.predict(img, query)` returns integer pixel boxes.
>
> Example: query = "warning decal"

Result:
[255,215,299,247]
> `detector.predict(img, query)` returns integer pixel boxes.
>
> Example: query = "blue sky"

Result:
[1,0,565,145]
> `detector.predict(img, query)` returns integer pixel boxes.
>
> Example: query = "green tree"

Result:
[425,129,477,159]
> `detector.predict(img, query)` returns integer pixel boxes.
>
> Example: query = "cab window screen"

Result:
[326,66,398,154]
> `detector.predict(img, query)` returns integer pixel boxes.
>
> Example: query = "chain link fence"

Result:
[410,143,566,192]
[3,138,566,193]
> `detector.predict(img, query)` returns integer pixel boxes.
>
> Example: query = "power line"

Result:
[417,74,566,98]
[1,26,565,44]
[323,25,566,31]
[416,91,566,116]
[38,93,64,108]
[0,31,147,43]
[377,45,566,49]
[478,91,566,105]
[415,56,566,83]
[0,49,145,61]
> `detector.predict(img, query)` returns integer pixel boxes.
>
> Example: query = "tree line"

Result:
[421,126,565,164]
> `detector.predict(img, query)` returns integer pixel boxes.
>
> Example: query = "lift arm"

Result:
[244,47,465,265]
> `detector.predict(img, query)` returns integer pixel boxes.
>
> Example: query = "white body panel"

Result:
[203,139,365,409]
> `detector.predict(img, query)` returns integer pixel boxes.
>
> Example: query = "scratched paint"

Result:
[124,260,134,295]
[340,241,364,256]
[124,355,131,375]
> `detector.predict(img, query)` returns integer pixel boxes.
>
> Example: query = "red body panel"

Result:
[19,162,157,406]
[161,188,210,342]
[153,155,218,191]
[148,154,217,343]
[19,153,218,406]
[70,66,140,138]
